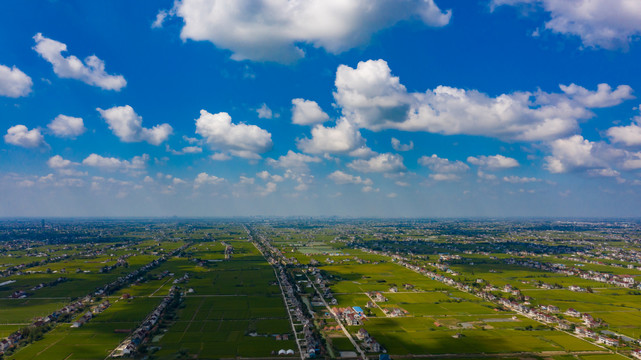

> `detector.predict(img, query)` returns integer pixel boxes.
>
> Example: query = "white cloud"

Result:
[477,170,497,180]
[82,153,149,171]
[391,138,414,151]
[467,154,520,169]
[47,155,76,169]
[621,152,641,170]
[256,171,284,182]
[418,154,469,173]
[267,150,321,172]
[47,115,86,138]
[430,173,460,181]
[4,125,46,148]
[259,182,277,196]
[97,105,173,145]
[182,146,202,154]
[256,103,273,119]
[559,83,633,108]
[327,170,372,185]
[491,0,641,50]
[0,64,32,97]
[210,152,232,161]
[170,0,451,63]
[195,110,273,158]
[607,107,641,146]
[587,168,620,177]
[291,99,329,125]
[152,8,175,28]
[348,153,406,173]
[297,118,365,154]
[544,135,623,173]
[33,33,126,90]
[334,59,633,142]
[503,175,541,183]
[168,145,203,155]
[607,124,641,147]
[194,172,224,188]
[348,146,377,158]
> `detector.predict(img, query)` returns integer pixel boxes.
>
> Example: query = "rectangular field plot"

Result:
[354,317,601,356]
[154,294,293,359]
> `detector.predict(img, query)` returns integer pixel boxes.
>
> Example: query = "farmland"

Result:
[1,219,641,359]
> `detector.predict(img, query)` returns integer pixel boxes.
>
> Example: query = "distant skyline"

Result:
[2,0,641,217]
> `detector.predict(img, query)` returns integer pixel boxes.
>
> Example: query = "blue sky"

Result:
[2,0,641,217]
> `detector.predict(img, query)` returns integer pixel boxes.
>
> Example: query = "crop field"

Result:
[2,220,641,359]
[153,238,294,359]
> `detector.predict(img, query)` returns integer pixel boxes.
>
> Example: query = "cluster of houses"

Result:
[249,230,321,358]
[172,273,189,284]
[94,244,189,298]
[71,300,110,328]
[99,256,130,273]
[356,328,383,353]
[362,247,641,351]
[330,307,365,326]
[0,296,90,355]
[9,290,27,298]
[112,286,179,357]
[380,307,407,318]
[368,291,387,303]
[574,327,619,346]
[31,276,67,291]
[0,332,21,354]
[1,246,190,357]
[309,268,337,305]
[505,258,639,289]
[222,241,233,259]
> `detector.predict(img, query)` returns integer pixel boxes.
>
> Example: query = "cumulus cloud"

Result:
[559,83,634,108]
[430,173,461,181]
[467,154,520,169]
[291,99,329,125]
[256,171,284,183]
[327,170,373,185]
[169,0,451,63]
[97,105,173,145]
[334,59,633,142]
[348,153,406,173]
[195,110,273,159]
[267,150,322,172]
[47,115,86,138]
[168,145,203,155]
[297,118,365,154]
[82,153,149,171]
[418,154,469,173]
[256,103,273,119]
[194,172,224,188]
[258,182,277,196]
[544,135,624,173]
[47,155,76,169]
[503,175,541,183]
[210,153,231,161]
[607,107,641,146]
[33,33,126,90]
[391,138,414,151]
[491,0,641,50]
[47,155,85,176]
[0,64,32,97]
[4,125,46,148]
